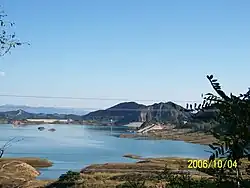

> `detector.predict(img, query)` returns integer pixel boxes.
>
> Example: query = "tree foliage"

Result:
[46,171,83,188]
[187,75,250,186]
[0,8,27,57]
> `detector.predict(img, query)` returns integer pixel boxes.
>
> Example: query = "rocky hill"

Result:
[0,110,34,120]
[82,102,146,125]
[82,101,192,125]
[141,102,192,123]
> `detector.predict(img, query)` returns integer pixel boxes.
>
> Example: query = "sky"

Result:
[0,0,249,110]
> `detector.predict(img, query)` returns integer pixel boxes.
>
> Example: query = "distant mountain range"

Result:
[0,102,216,125]
[0,109,83,121]
[0,105,88,115]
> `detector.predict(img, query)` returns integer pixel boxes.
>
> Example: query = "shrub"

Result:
[46,170,83,188]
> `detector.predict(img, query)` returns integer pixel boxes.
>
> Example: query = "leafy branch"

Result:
[187,74,250,187]
[0,8,29,57]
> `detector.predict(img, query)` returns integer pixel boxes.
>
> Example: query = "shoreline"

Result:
[44,154,214,187]
[4,154,250,187]
[77,155,214,187]
[77,154,250,187]
[0,157,53,168]
[8,122,217,145]
[0,157,53,187]
[9,122,115,126]
[0,125,219,186]
[119,130,217,145]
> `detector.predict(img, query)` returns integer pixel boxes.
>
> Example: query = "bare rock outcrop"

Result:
[0,160,41,188]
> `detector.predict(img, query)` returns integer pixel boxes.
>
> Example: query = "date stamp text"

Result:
[187,160,237,169]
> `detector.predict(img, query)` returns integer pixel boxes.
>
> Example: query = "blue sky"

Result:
[0,0,249,109]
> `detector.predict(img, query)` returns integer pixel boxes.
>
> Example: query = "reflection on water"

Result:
[0,124,209,179]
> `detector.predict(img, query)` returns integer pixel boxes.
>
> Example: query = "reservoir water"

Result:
[0,124,209,179]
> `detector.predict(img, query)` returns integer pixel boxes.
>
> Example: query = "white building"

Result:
[123,122,143,128]
[26,119,72,123]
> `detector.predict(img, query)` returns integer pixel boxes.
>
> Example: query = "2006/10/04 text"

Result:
[187,160,237,169]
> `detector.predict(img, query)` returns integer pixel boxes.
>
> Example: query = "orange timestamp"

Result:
[187,159,238,169]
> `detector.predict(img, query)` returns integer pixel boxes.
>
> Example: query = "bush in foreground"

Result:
[46,170,83,188]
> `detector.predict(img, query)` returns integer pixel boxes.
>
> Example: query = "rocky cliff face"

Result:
[138,102,191,124]
[152,102,191,123]
[0,160,40,188]
[139,109,149,122]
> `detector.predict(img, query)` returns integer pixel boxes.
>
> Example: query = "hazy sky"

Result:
[0,0,249,109]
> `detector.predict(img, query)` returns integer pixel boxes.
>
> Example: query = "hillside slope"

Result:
[82,101,193,125]
[82,102,146,125]
[142,102,192,124]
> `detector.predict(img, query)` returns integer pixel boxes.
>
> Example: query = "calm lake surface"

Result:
[0,124,210,179]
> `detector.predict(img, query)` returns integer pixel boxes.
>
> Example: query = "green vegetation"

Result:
[0,7,27,57]
[0,119,8,124]
[46,171,83,188]
[117,180,146,188]
[187,75,250,187]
